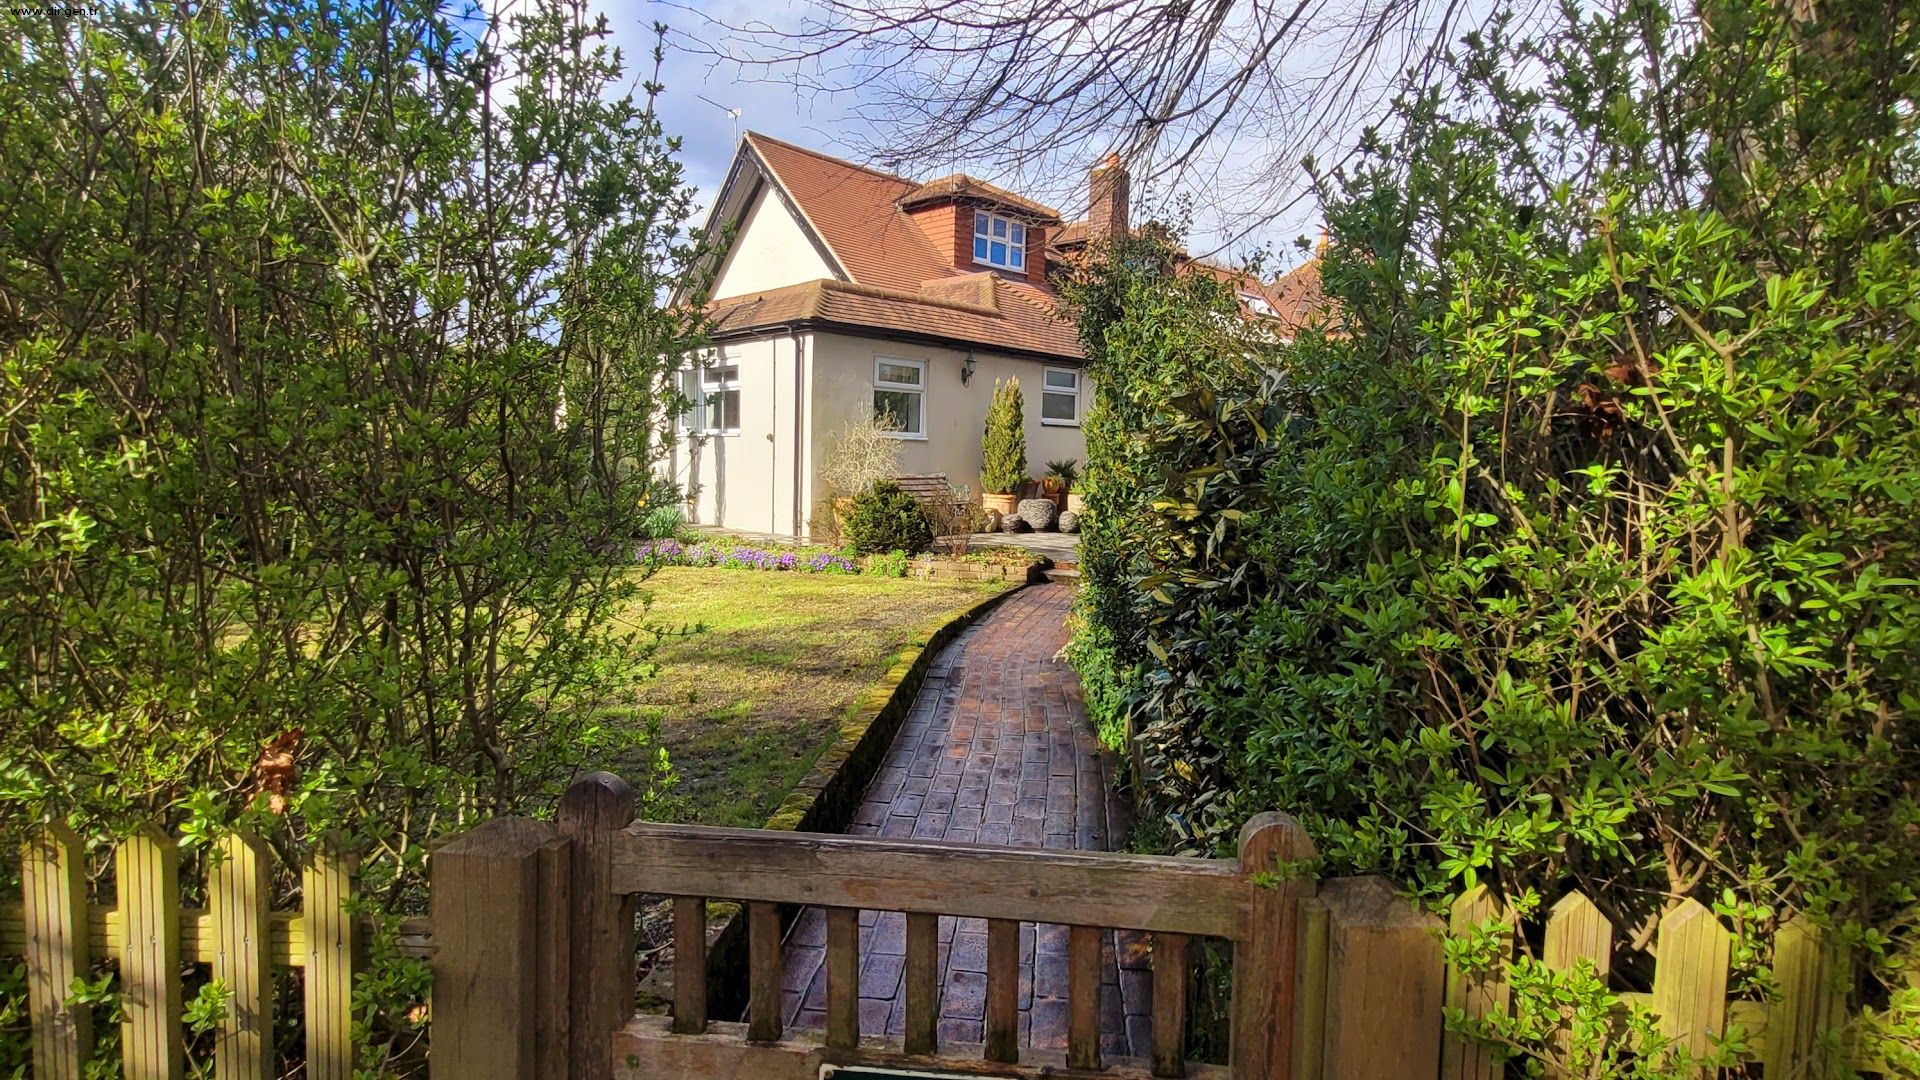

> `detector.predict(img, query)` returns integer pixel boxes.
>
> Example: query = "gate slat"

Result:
[1151,932,1189,1078]
[303,843,359,1080]
[672,898,708,1035]
[985,918,1020,1063]
[1651,899,1730,1077]
[904,912,940,1055]
[1068,924,1102,1070]
[747,902,783,1042]
[826,907,860,1050]
[1442,885,1510,1080]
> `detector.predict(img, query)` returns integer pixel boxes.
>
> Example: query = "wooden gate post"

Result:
[1232,812,1318,1080]
[1316,876,1445,1078]
[430,816,571,1080]
[559,773,637,1080]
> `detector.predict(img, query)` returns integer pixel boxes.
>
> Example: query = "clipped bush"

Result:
[1057,511,1080,534]
[981,377,1028,494]
[843,480,933,556]
[999,514,1028,534]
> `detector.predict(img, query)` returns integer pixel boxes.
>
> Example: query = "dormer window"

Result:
[973,211,1027,271]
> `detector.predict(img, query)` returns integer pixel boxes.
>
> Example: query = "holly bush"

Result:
[1063,0,1920,1070]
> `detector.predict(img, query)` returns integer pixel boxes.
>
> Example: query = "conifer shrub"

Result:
[981,377,1029,494]
[844,481,933,556]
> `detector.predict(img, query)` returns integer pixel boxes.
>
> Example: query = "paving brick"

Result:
[781,586,1140,1056]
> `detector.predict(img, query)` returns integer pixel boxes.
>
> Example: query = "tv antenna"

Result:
[698,94,742,144]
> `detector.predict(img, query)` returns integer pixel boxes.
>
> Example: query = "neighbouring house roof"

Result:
[708,276,1082,362]
[1265,257,1328,333]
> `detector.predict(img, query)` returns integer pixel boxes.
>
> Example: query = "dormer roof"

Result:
[897,175,1062,223]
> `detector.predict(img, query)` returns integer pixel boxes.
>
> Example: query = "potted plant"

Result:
[1044,458,1079,511]
[980,377,1027,516]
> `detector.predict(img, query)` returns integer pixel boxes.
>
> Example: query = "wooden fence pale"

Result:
[8,802,1896,1078]
[3,825,399,1079]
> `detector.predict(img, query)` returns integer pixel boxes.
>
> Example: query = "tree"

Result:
[981,377,1029,495]
[1,1,707,1069]
[682,0,1487,249]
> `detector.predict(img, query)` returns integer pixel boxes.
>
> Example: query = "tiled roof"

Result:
[1265,257,1329,333]
[708,276,1082,361]
[720,132,1326,352]
[744,133,954,294]
[898,174,1061,222]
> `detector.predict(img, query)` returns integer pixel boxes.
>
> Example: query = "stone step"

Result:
[1044,567,1082,584]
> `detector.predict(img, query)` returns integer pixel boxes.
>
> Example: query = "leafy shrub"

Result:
[844,481,933,556]
[981,378,1028,494]
[866,550,911,578]
[641,504,685,540]
[1062,0,1920,1069]
[0,1,703,1071]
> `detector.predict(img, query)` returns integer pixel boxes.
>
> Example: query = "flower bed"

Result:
[635,539,859,574]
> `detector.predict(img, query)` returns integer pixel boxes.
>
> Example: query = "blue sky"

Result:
[593,0,1341,273]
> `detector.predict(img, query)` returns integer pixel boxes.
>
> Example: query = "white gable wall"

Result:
[711,184,836,300]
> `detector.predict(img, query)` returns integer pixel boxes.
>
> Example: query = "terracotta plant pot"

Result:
[1065,493,1085,514]
[982,491,1018,517]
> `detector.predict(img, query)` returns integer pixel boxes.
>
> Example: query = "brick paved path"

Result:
[781,584,1152,1056]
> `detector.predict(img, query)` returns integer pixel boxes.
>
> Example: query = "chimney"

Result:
[1088,154,1130,241]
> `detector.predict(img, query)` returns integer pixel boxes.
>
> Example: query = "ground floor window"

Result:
[1041,367,1081,425]
[874,357,926,437]
[682,360,741,435]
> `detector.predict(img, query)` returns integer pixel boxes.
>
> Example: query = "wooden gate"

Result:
[429,772,1351,1080]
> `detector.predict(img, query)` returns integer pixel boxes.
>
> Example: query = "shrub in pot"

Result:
[844,480,933,555]
[981,377,1028,514]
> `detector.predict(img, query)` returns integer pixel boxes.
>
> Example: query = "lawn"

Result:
[606,566,1008,827]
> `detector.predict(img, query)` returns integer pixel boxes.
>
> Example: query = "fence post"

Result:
[22,823,91,1078]
[1316,876,1445,1079]
[210,832,274,1080]
[303,840,359,1080]
[1231,812,1317,1080]
[118,825,184,1080]
[430,816,570,1080]
[1764,915,1851,1078]
[1442,885,1512,1080]
[559,772,637,1080]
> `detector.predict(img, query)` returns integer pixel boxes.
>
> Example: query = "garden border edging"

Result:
[702,580,1029,1019]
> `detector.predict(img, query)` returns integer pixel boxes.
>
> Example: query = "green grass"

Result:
[605,566,1006,827]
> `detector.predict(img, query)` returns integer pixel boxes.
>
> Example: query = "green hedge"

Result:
[1062,0,1920,1070]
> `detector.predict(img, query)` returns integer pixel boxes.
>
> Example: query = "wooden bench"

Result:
[895,473,969,527]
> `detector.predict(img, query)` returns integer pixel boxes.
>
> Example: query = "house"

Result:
[669,132,1322,539]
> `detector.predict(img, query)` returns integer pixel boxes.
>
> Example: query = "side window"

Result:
[1041,367,1081,425]
[873,357,927,437]
[681,358,741,435]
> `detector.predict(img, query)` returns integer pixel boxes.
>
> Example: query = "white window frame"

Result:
[971,210,1028,272]
[873,356,928,440]
[1040,366,1082,426]
[681,357,741,436]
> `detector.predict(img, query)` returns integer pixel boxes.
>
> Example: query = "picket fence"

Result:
[2,813,1900,1078]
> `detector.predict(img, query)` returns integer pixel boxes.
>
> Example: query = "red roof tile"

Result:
[746,133,955,294]
[708,276,1081,361]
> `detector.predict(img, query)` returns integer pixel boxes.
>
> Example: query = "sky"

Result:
[590,0,1339,274]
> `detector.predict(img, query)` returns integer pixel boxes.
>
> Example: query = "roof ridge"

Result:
[743,131,917,185]
[709,277,1005,318]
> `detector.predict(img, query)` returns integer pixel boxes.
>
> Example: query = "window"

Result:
[873,357,926,438]
[1239,291,1275,318]
[972,210,1028,272]
[681,361,741,435]
[1041,367,1081,425]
